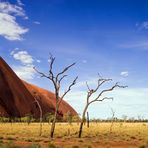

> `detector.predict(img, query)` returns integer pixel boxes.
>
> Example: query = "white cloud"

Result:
[33,21,40,25]
[36,59,41,63]
[11,50,34,64]
[120,71,128,77]
[17,0,24,6]
[0,13,28,40]
[10,49,35,80]
[82,60,87,63]
[0,2,25,16]
[13,65,35,80]
[0,1,28,41]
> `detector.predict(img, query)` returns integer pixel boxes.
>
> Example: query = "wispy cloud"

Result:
[33,21,40,25]
[0,1,28,41]
[119,41,148,50]
[136,21,148,30]
[120,71,128,77]
[17,0,24,6]
[141,22,148,29]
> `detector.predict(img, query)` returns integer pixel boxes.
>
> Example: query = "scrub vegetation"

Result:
[0,122,148,147]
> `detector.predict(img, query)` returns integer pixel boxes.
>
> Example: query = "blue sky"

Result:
[0,0,148,119]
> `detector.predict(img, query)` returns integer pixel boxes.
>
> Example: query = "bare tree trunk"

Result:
[87,112,89,128]
[39,107,43,136]
[50,107,58,138]
[78,105,88,138]
[110,119,114,133]
[33,94,43,136]
[109,108,115,134]
[79,120,84,138]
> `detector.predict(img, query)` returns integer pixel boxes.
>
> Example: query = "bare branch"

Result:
[98,73,103,79]
[34,67,50,79]
[93,78,112,93]
[86,82,91,91]
[61,76,78,99]
[98,97,113,102]
[57,75,68,90]
[59,75,68,84]
[110,108,115,116]
[57,76,78,108]
[94,82,127,102]
[34,66,57,90]
[86,78,112,103]
[89,97,113,104]
[86,94,90,104]
[56,63,76,82]
[48,54,55,79]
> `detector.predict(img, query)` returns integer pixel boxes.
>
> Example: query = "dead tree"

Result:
[78,75,127,138]
[109,108,115,133]
[34,54,78,138]
[87,112,89,128]
[33,91,43,136]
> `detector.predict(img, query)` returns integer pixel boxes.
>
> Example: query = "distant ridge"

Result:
[0,57,77,118]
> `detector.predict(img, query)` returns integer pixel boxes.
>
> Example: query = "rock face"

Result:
[0,57,77,118]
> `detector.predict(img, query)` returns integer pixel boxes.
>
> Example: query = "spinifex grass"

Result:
[0,122,147,147]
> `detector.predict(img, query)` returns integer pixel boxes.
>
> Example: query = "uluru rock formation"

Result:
[0,57,77,118]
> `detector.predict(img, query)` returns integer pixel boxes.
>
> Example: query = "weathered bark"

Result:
[50,121,55,138]
[78,105,88,138]
[79,120,84,138]
[87,112,89,128]
[38,103,42,136]
[34,93,43,136]
[50,106,58,138]
[109,108,115,133]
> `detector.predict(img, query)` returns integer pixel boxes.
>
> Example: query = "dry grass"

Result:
[0,122,148,147]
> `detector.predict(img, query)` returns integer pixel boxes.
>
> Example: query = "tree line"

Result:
[0,112,80,124]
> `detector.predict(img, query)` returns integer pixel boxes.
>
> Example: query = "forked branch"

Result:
[61,76,78,99]
[56,62,76,82]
